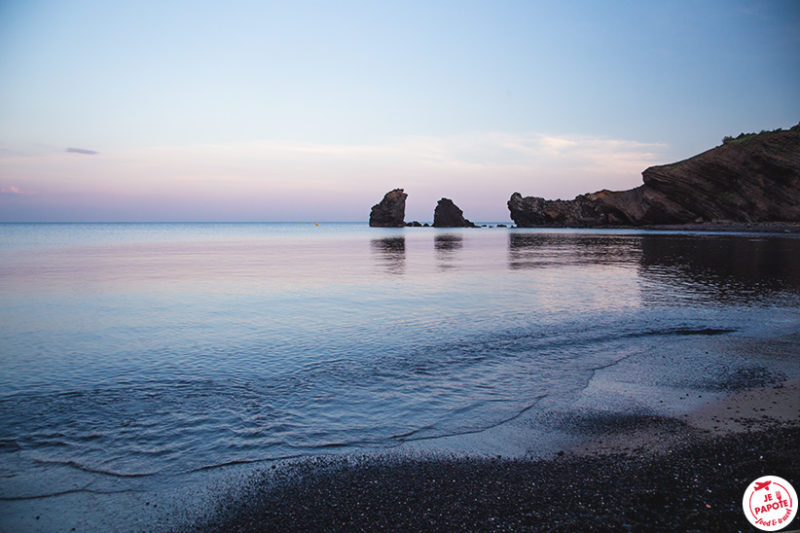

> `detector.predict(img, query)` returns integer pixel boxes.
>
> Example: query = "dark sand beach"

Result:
[194,381,799,533]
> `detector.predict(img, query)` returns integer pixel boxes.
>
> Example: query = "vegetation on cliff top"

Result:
[722,122,800,145]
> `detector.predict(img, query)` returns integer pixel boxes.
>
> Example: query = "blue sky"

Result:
[1,0,798,221]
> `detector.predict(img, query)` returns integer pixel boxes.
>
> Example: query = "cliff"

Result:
[508,125,800,227]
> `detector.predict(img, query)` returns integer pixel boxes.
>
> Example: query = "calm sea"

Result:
[1,223,799,531]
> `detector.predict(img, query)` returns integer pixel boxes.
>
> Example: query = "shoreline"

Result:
[567,378,800,458]
[642,221,800,234]
[195,380,800,532]
[503,221,800,233]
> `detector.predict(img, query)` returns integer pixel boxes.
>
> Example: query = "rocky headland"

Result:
[432,198,476,228]
[369,188,407,227]
[508,125,800,227]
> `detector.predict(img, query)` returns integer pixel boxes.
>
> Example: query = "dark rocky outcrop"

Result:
[369,189,407,227]
[507,191,634,227]
[433,198,477,228]
[508,125,800,227]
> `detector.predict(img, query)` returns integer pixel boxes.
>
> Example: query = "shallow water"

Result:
[1,223,798,531]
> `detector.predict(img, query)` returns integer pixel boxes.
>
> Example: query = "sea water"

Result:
[1,223,799,531]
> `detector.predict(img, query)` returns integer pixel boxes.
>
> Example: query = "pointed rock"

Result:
[369,189,407,227]
[433,198,476,227]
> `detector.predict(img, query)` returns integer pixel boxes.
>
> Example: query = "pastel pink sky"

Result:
[1,1,798,221]
[1,133,668,222]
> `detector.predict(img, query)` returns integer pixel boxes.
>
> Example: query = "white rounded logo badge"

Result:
[743,475,797,531]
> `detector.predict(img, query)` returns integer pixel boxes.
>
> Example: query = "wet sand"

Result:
[192,380,799,532]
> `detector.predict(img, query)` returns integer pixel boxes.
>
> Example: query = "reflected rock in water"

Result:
[371,236,406,274]
[435,233,463,270]
[507,232,800,304]
[638,235,800,303]
[507,232,641,270]
[435,234,463,253]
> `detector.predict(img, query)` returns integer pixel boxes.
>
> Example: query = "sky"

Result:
[1,0,798,222]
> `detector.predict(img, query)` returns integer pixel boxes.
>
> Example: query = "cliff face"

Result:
[508,126,800,227]
[369,189,407,227]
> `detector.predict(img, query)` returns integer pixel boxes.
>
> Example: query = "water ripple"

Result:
[1,225,799,522]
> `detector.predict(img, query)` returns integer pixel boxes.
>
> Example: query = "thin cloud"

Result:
[66,147,99,155]
[107,131,669,201]
[0,142,60,157]
[0,185,33,196]
[154,132,667,175]
[0,131,671,220]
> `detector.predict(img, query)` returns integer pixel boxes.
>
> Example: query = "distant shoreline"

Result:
[429,221,800,233]
[637,221,800,233]
[504,221,800,233]
[2,221,799,233]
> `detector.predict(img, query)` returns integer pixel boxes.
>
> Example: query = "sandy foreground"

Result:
[568,378,800,456]
[187,379,799,533]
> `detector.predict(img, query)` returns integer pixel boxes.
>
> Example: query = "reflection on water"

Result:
[435,233,463,270]
[507,233,641,269]
[638,235,800,304]
[508,231,800,305]
[370,236,406,275]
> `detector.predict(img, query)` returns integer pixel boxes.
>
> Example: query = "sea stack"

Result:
[369,189,407,227]
[508,125,800,227]
[433,198,477,227]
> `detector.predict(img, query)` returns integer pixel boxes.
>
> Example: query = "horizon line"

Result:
[0,220,515,225]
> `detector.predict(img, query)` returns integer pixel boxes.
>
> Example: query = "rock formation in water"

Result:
[433,198,477,227]
[369,189,407,227]
[508,125,800,227]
